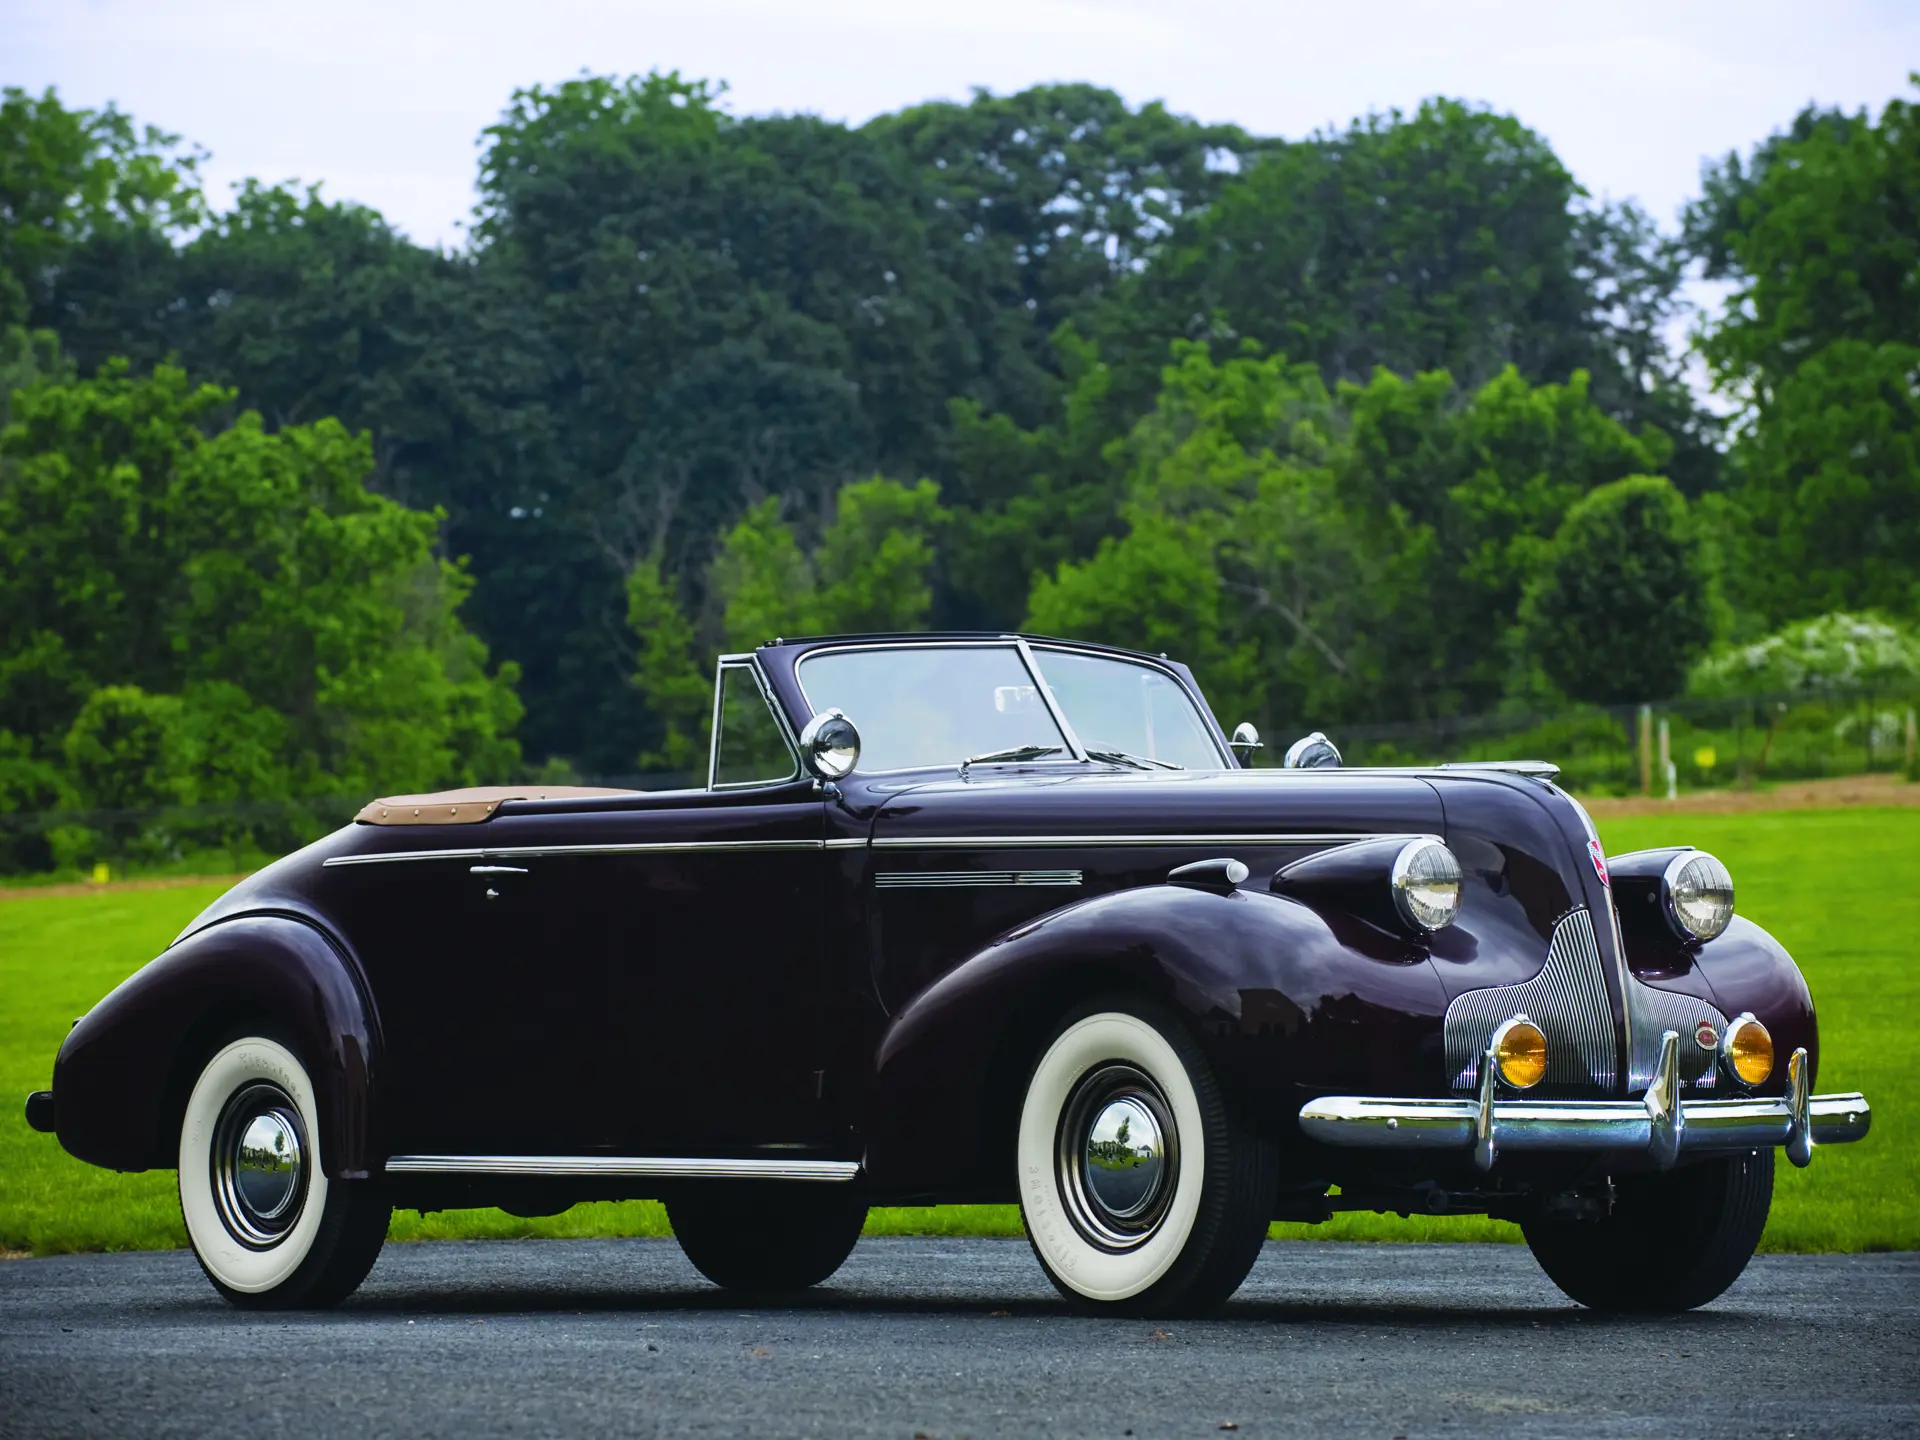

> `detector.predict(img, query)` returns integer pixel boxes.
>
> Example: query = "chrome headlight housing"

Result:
[1391,837,1463,932]
[1662,850,1734,941]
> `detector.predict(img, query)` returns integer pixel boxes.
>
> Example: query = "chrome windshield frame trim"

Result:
[1008,634,1089,762]
[383,1154,861,1182]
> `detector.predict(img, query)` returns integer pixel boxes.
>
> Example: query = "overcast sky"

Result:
[8,0,1916,252]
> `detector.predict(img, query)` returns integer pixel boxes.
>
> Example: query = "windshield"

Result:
[1033,648,1225,770]
[795,643,1225,772]
[797,645,1068,772]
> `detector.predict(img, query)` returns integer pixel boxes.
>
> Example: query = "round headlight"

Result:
[1721,1013,1773,1086]
[1491,1014,1549,1089]
[1391,838,1463,932]
[1663,851,1734,941]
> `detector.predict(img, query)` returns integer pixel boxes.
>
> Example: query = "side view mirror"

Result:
[1229,722,1263,754]
[799,708,861,780]
[1283,730,1343,769]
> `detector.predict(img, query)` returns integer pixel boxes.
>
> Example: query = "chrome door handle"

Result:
[470,865,529,875]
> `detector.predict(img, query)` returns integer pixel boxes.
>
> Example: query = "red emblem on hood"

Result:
[1588,839,1610,888]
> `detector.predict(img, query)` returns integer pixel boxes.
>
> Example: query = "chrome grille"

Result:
[1625,965,1725,1093]
[1445,908,1728,1097]
[1446,909,1616,1096]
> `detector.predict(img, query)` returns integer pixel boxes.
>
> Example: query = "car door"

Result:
[324,833,612,1157]
[580,659,837,1155]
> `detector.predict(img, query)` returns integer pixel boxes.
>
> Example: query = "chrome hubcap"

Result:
[1057,1065,1177,1250]
[211,1083,308,1248]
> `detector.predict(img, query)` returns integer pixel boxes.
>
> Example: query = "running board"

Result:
[384,1154,860,1182]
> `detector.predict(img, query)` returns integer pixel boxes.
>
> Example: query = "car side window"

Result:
[712,665,798,787]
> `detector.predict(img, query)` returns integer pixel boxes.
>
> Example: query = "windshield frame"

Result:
[790,636,1231,775]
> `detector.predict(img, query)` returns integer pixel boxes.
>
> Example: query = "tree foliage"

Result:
[1521,476,1716,705]
[2,73,1912,816]
[0,363,522,812]
[1693,82,1920,625]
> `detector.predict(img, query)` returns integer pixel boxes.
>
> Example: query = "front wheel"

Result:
[1522,1149,1773,1311]
[178,1036,390,1310]
[667,1183,868,1292]
[1017,1001,1276,1316]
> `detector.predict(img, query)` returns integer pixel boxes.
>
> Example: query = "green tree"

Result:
[1093,99,1697,449]
[1025,344,1676,731]
[1692,83,1920,625]
[0,362,523,800]
[0,86,203,327]
[624,560,710,772]
[1521,476,1716,704]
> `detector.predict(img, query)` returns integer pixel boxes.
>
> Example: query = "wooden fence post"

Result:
[1638,705,1653,796]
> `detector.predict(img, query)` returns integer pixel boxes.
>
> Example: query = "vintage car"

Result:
[25,633,1871,1314]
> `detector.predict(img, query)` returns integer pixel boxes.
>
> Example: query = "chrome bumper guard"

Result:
[1299,1038,1870,1172]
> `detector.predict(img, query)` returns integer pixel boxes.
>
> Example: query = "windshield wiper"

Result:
[959,744,1064,776]
[1086,748,1183,771]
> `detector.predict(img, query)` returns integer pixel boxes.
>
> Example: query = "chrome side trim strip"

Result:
[384,1155,861,1182]
[869,832,1409,850]
[875,869,1083,888]
[323,848,487,867]
[328,832,1398,866]
[326,839,827,867]
[1298,1085,1871,1161]
[483,839,823,860]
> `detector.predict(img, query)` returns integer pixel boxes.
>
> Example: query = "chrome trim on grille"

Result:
[1625,969,1727,1093]
[383,1155,860,1182]
[1446,910,1618,1095]
[875,869,1083,889]
[1445,908,1730,1098]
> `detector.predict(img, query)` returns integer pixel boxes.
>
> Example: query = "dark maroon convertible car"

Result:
[26,634,1870,1313]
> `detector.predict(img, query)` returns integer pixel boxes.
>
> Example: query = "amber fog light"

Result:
[1722,1013,1774,1086]
[1491,1015,1549,1090]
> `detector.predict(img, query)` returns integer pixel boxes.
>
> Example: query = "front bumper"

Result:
[1300,1040,1870,1172]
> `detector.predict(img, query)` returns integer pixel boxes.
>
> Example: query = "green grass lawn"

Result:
[3,805,1912,1256]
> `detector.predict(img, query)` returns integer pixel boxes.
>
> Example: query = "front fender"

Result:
[50,914,379,1177]
[864,884,1450,1194]
[1623,913,1818,1096]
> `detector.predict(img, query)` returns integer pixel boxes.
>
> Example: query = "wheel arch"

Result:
[51,913,381,1178]
[862,883,1449,1195]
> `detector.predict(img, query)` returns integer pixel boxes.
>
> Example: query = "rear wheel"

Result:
[1017,1000,1276,1316]
[667,1183,868,1292]
[1523,1149,1773,1311]
[178,1036,390,1310]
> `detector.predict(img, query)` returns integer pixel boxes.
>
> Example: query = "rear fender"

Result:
[864,884,1450,1194]
[50,914,379,1177]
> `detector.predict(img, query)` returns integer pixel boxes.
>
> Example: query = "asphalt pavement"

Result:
[2,1236,1915,1438]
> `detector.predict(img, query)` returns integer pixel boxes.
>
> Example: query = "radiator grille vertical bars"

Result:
[1444,908,1729,1097]
[1445,910,1619,1096]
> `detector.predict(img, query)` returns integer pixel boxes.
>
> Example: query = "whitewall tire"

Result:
[1017,1002,1276,1315]
[178,1036,390,1309]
